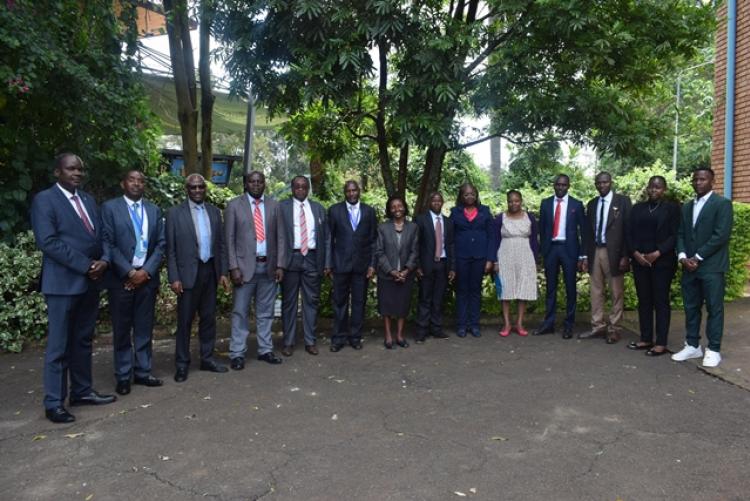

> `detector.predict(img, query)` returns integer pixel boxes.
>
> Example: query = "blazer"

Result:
[326,201,377,273]
[491,211,539,261]
[277,198,331,274]
[584,192,632,277]
[101,197,165,289]
[449,204,495,261]
[165,200,228,289]
[375,220,419,280]
[415,212,455,274]
[676,193,733,275]
[627,200,680,268]
[31,185,104,295]
[225,194,281,281]
[538,195,585,260]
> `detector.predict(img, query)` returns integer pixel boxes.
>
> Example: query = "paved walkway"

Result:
[0,299,748,500]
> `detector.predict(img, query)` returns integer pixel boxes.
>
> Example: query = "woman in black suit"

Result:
[375,196,419,349]
[627,176,680,356]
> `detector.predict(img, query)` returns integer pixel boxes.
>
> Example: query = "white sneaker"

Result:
[671,344,703,362]
[702,349,722,368]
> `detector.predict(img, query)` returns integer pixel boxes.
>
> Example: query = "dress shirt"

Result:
[57,183,94,231]
[248,194,267,257]
[124,196,149,267]
[293,198,316,250]
[188,199,213,259]
[347,201,360,230]
[596,191,614,244]
[430,210,447,258]
[551,194,569,242]
[678,191,713,262]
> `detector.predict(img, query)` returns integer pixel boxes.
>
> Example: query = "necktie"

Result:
[596,197,605,245]
[130,202,146,259]
[552,198,562,239]
[299,202,309,256]
[71,195,94,235]
[434,216,443,261]
[197,205,211,262]
[254,200,265,242]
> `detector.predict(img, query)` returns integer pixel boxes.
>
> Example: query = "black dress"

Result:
[375,220,418,317]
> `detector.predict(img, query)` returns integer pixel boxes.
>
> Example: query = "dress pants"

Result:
[589,247,624,333]
[175,259,217,369]
[332,271,368,345]
[416,259,448,338]
[229,262,277,358]
[455,257,485,331]
[682,271,725,352]
[281,250,321,347]
[541,243,578,329]
[632,262,675,346]
[43,287,99,409]
[108,283,158,381]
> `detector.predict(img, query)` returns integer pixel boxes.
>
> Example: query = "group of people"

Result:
[31,152,733,424]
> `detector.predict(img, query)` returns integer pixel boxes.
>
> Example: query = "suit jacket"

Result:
[627,200,680,268]
[225,194,280,281]
[101,197,165,289]
[584,192,632,277]
[375,220,419,280]
[277,198,330,274]
[539,195,585,260]
[326,201,377,273]
[31,185,104,295]
[449,204,495,261]
[415,212,455,274]
[676,193,733,275]
[166,200,228,289]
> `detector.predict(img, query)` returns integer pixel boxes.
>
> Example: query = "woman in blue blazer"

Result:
[449,183,495,337]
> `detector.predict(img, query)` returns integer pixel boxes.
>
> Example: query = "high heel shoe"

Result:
[516,326,528,337]
[396,339,409,348]
[384,340,394,349]
[499,327,511,337]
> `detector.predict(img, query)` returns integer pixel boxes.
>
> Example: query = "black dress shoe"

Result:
[470,328,482,338]
[174,367,188,382]
[70,391,117,406]
[330,343,345,352]
[627,341,654,351]
[562,326,573,339]
[645,348,668,357]
[257,352,282,365]
[533,325,555,336]
[45,406,75,423]
[456,329,467,338]
[134,375,163,387]
[384,340,394,349]
[230,357,245,370]
[200,360,229,373]
[115,380,131,395]
[415,336,426,344]
[432,332,449,339]
[396,339,409,348]
[349,340,363,350]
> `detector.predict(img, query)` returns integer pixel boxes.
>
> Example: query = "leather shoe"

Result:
[645,348,668,357]
[257,352,282,365]
[396,339,409,348]
[115,380,131,395]
[70,391,116,407]
[627,341,654,351]
[415,336,427,344]
[562,326,573,339]
[606,332,621,344]
[330,343,345,353]
[281,345,294,357]
[134,375,163,387]
[174,367,188,382]
[456,329,467,338]
[349,340,363,350]
[533,325,555,336]
[470,328,482,338]
[578,329,606,340]
[432,332,449,339]
[45,406,75,423]
[230,357,245,370]
[305,345,319,356]
[200,360,228,373]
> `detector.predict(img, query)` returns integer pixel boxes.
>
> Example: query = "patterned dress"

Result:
[496,214,537,301]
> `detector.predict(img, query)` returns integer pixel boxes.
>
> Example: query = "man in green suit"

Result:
[671,168,733,368]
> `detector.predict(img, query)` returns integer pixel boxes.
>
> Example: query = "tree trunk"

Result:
[309,157,325,196]
[416,145,447,214]
[397,144,408,198]
[199,0,215,180]
[376,40,396,196]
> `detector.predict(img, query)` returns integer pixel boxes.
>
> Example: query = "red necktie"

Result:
[299,203,308,256]
[253,200,265,242]
[552,198,562,239]
[71,195,95,235]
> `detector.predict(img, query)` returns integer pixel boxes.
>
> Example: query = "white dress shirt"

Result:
[124,196,149,267]
[57,183,94,230]
[293,199,316,250]
[431,210,447,258]
[347,201,360,230]
[595,191,614,244]
[551,194,569,242]
[678,191,713,262]
[248,194,267,257]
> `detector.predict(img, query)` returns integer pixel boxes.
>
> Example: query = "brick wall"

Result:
[713,2,750,202]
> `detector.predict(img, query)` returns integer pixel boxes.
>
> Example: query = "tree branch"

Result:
[464,2,533,76]
[448,132,570,151]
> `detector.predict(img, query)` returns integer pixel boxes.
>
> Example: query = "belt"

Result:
[256,256,267,262]
[550,241,566,245]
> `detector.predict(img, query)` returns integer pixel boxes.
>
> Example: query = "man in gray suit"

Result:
[278,176,331,356]
[166,174,230,382]
[226,171,283,369]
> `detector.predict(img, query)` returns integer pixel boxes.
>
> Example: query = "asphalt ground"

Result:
[1,299,749,501]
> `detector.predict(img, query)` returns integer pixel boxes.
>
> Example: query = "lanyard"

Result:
[129,202,144,237]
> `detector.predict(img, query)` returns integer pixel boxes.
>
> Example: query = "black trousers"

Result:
[542,244,578,329]
[632,261,675,346]
[175,260,217,369]
[417,259,448,338]
[109,283,158,381]
[332,271,368,344]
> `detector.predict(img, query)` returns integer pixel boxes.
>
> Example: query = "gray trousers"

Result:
[281,251,321,347]
[229,262,277,358]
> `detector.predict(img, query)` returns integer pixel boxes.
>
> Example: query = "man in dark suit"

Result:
[101,170,166,395]
[580,172,632,344]
[31,153,116,423]
[415,192,455,344]
[672,168,733,368]
[226,171,283,369]
[166,174,230,382]
[278,176,330,356]
[534,175,586,339]
[326,180,377,352]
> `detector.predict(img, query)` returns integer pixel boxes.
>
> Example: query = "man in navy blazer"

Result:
[101,170,166,396]
[534,175,586,339]
[326,180,377,352]
[166,174,230,382]
[31,153,116,423]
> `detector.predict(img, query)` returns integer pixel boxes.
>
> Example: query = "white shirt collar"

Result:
[695,191,713,203]
[430,210,442,219]
[347,201,360,210]
[56,183,77,198]
[248,193,264,204]
[600,191,613,203]
[124,195,143,207]
[556,194,569,203]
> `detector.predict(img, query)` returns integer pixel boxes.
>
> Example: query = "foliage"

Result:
[0,0,162,239]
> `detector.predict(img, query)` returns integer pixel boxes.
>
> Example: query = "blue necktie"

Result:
[197,205,211,262]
